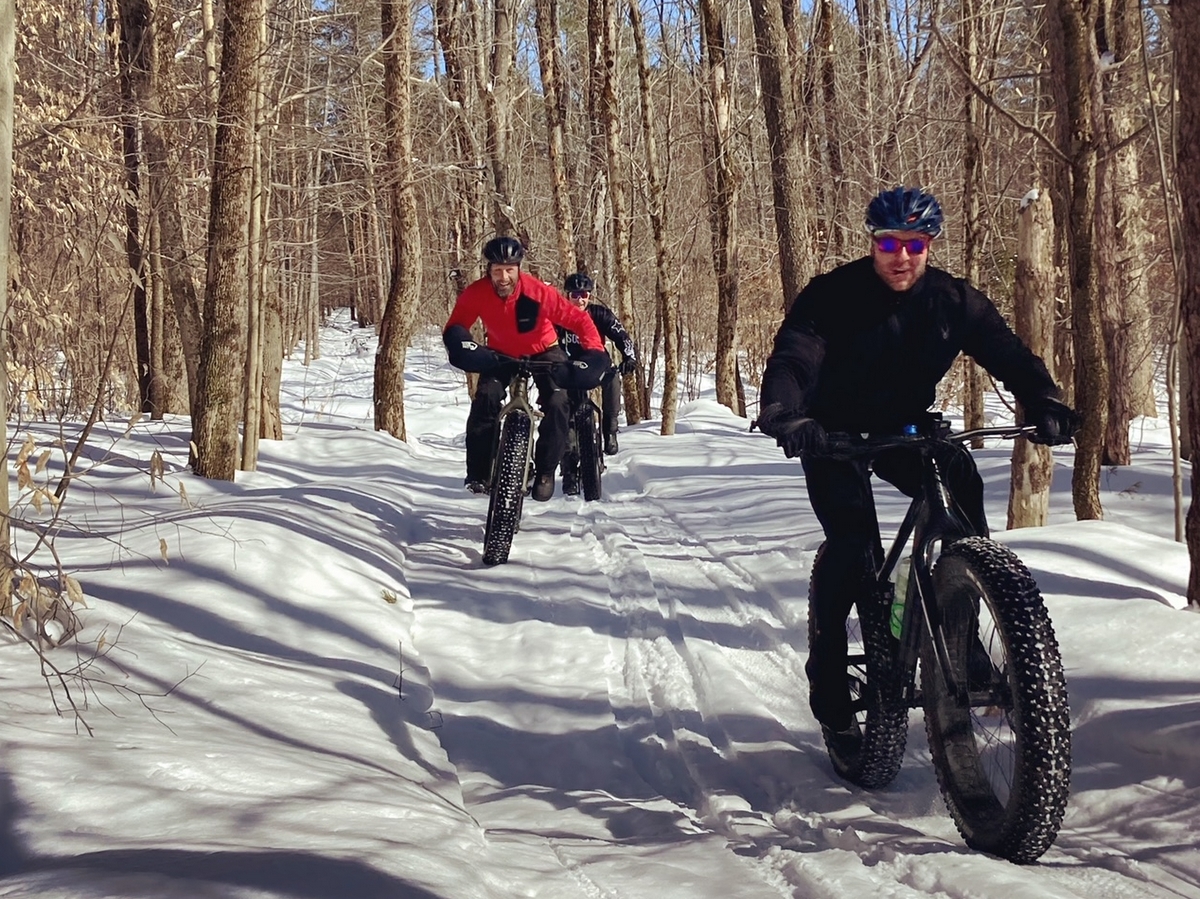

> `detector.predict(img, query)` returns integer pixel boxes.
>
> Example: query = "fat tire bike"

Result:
[807,422,1071,863]
[481,357,557,566]
[561,388,605,501]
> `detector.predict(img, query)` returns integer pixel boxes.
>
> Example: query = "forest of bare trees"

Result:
[2,0,1199,599]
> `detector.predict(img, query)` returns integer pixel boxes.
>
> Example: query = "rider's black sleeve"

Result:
[443,324,501,373]
[588,305,638,363]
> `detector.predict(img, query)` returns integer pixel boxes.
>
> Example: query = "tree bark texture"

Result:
[192,0,265,480]
[374,0,423,441]
[1049,0,1106,520]
[699,0,741,416]
[1177,0,1200,604]
[0,0,12,553]
[533,0,575,278]
[629,0,677,435]
[1009,190,1056,529]
[749,0,808,306]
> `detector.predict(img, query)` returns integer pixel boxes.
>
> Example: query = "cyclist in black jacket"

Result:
[558,272,638,455]
[754,186,1079,737]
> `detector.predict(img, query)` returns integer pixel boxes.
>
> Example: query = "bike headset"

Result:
[865,187,944,237]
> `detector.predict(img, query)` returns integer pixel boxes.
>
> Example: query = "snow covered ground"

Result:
[1,310,1197,898]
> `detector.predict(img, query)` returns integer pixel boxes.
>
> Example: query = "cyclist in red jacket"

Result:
[443,236,609,501]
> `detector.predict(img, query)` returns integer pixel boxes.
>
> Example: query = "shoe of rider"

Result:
[531,472,555,502]
[464,478,487,495]
[603,432,619,455]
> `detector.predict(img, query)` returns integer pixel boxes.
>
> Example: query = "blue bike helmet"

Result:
[564,272,594,293]
[483,236,525,265]
[865,187,944,237]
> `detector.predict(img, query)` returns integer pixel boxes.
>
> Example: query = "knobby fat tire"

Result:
[482,411,532,566]
[921,536,1071,863]
[578,403,603,502]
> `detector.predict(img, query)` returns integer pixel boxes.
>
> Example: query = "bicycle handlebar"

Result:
[818,424,1038,460]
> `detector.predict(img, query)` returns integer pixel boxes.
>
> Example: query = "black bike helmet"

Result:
[865,187,944,237]
[564,272,594,293]
[482,236,525,265]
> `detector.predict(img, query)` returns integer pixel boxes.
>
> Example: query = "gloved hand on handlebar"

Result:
[753,403,828,458]
[443,325,501,373]
[552,348,612,390]
[617,357,637,376]
[1023,398,1080,446]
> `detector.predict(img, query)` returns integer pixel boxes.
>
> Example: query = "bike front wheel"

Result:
[577,402,603,502]
[482,411,532,566]
[921,536,1071,863]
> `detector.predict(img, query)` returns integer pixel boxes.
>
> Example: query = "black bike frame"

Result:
[836,424,1036,709]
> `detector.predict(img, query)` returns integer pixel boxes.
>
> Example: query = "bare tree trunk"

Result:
[241,26,267,471]
[699,0,741,416]
[0,0,12,555]
[629,0,678,434]
[749,0,808,305]
[960,0,985,441]
[192,0,265,479]
[116,0,153,414]
[485,0,520,237]
[1048,0,1106,520]
[1009,190,1056,528]
[812,0,845,266]
[1177,0,1200,604]
[533,0,575,276]
[374,0,423,440]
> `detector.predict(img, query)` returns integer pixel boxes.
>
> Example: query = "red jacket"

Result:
[444,272,603,357]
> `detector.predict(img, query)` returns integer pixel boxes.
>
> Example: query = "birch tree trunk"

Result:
[629,0,678,434]
[374,0,423,440]
[699,0,741,415]
[1009,190,1056,528]
[192,0,265,479]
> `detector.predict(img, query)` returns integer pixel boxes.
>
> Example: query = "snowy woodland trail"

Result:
[1,313,1198,899]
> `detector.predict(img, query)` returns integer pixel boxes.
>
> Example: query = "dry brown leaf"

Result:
[159,538,170,564]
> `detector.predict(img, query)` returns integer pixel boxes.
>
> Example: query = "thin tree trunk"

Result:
[116,0,153,414]
[241,31,267,471]
[629,0,677,434]
[699,0,741,415]
[533,0,575,276]
[192,0,265,479]
[0,0,13,555]
[1177,0,1200,604]
[960,0,985,441]
[486,0,520,237]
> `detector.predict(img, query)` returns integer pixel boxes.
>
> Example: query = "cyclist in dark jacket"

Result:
[755,187,1079,737]
[557,272,638,455]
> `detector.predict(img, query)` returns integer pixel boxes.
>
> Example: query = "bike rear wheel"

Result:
[921,536,1071,863]
[809,542,909,789]
[482,411,531,565]
[578,402,603,502]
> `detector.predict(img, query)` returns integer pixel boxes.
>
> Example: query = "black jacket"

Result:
[559,303,637,364]
[760,257,1061,433]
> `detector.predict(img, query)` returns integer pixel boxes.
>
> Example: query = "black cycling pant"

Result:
[464,346,570,483]
[801,443,986,729]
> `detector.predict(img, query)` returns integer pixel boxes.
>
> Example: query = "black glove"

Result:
[552,347,612,390]
[1024,398,1080,446]
[618,357,637,376]
[443,325,501,373]
[754,404,828,458]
